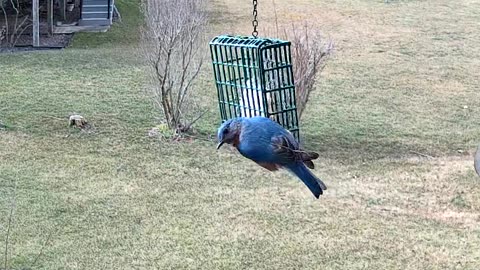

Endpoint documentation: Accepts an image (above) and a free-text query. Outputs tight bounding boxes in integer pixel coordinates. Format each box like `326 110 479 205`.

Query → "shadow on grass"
302 130 438 164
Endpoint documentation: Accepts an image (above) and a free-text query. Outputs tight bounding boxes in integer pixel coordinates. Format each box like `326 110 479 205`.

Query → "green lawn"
1 0 480 269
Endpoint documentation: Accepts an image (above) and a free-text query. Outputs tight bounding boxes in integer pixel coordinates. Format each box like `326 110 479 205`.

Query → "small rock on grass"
69 114 88 129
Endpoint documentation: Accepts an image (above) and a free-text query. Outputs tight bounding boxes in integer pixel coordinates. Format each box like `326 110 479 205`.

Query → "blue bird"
216 116 327 198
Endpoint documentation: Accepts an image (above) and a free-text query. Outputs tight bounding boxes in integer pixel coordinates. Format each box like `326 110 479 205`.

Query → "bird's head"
216 118 242 150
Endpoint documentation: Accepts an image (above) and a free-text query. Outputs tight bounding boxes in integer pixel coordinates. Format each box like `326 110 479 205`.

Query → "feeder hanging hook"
252 0 259 37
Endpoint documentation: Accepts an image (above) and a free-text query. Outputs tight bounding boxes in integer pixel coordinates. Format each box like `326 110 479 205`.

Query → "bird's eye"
223 128 229 134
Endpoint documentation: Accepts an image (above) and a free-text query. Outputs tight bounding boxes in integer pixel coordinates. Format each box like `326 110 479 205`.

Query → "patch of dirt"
371 205 480 229
15 33 73 48
0 27 73 53
335 154 480 229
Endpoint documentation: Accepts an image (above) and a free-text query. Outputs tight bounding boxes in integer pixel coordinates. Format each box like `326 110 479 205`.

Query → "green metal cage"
210 35 300 141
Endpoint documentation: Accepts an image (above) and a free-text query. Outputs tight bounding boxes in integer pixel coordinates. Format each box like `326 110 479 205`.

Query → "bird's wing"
239 117 318 166
271 135 297 163
271 135 319 168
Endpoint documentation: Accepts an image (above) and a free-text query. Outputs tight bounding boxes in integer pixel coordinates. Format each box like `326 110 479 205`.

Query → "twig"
183 110 208 131
286 23 332 119
474 145 480 177
1 1 9 45
44 115 67 121
4 179 17 270
180 133 216 143
410 151 434 159
8 0 19 46
272 0 279 37
30 227 56 268
11 16 30 47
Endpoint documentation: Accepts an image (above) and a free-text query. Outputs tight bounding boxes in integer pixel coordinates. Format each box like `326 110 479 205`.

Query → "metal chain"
252 0 258 37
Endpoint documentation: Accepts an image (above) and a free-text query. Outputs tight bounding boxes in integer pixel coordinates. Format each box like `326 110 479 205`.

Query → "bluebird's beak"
216 140 225 150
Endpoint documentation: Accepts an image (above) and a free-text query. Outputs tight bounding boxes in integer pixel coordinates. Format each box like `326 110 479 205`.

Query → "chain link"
252 0 258 37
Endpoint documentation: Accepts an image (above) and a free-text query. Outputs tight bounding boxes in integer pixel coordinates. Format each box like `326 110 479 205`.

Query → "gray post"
47 0 54 35
32 0 39 46
60 0 67 21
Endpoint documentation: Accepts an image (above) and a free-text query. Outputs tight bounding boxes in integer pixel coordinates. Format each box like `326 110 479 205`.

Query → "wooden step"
82 5 113 13
83 0 110 5
78 18 111 26
53 25 110 34
81 12 109 19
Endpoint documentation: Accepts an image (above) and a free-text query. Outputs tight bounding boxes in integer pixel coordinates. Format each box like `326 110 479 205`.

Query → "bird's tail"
286 163 327 199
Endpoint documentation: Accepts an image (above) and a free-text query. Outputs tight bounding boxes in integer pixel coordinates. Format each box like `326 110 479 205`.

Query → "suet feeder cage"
209 35 300 141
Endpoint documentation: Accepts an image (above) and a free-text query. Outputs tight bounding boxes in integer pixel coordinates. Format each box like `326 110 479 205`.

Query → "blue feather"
286 163 327 199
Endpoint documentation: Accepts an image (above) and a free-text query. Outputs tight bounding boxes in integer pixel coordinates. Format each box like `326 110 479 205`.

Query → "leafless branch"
3 178 17 270
272 0 279 37
1 0 30 48
30 227 56 268
0 1 9 46
1 176 57 270
141 0 207 133
267 3 334 120
410 150 434 159
11 15 29 46
178 109 208 133
286 23 333 119
8 0 19 44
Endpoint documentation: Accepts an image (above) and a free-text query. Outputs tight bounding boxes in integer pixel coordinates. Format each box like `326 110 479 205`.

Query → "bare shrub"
141 0 207 134
269 1 333 119
285 24 333 119
0 0 30 48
